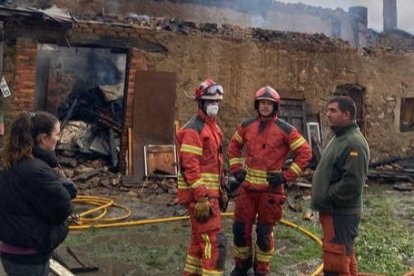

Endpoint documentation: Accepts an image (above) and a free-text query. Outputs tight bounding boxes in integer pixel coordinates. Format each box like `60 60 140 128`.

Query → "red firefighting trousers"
319 212 360 276
232 187 286 274
184 198 226 276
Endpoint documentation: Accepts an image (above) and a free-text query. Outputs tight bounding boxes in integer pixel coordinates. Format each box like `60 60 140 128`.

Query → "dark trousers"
319 212 360 276
1 257 49 276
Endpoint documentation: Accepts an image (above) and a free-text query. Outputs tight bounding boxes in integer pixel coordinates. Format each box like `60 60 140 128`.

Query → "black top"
0 146 75 264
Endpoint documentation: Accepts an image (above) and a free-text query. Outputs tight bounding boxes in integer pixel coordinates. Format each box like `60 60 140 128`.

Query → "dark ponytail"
0 111 58 169
1 112 34 169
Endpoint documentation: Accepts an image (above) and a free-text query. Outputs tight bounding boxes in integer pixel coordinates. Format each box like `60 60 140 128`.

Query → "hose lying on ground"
69 195 395 276
70 195 322 275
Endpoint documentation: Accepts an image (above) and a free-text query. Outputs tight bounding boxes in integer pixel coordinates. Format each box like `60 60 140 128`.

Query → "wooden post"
128 127 133 175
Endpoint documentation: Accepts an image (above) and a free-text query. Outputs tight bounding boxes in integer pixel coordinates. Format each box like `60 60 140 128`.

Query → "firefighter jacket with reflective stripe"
176 109 224 203
311 123 369 215
228 115 311 191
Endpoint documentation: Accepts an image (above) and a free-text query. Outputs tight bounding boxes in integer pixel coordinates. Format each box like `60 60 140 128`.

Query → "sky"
280 0 413 34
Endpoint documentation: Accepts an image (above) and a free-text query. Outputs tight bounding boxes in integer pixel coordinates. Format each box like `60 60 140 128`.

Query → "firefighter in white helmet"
176 79 227 275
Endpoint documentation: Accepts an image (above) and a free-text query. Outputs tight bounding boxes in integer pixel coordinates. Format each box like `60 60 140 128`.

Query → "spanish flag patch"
350 151 359 157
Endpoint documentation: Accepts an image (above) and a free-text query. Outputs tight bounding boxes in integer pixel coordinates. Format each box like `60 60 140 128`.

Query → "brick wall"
10 38 37 117
2 23 151 173
120 48 148 173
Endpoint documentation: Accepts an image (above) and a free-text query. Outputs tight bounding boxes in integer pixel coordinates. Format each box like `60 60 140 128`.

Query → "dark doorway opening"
334 84 366 133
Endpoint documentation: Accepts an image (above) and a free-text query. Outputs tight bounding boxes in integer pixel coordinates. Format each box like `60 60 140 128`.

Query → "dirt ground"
0 182 413 276
58 184 322 276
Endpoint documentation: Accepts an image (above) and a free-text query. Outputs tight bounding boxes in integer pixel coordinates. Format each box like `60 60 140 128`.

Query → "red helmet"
254 86 280 112
195 79 224 101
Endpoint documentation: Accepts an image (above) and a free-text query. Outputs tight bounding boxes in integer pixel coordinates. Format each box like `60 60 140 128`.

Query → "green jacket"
311 123 369 215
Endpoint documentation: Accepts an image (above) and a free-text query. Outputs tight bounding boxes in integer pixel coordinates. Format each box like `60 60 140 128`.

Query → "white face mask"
206 103 219 117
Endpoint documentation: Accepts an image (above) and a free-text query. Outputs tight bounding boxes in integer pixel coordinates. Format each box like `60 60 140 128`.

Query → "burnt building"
1 1 414 180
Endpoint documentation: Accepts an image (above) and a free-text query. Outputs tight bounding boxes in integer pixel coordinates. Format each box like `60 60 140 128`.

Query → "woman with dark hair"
0 111 77 276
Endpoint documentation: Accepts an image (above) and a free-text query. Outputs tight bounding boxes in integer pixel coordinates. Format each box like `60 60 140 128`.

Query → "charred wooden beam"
108 128 118 168
108 102 119 168
92 110 122 133
60 98 78 130
367 168 414 183
369 156 402 168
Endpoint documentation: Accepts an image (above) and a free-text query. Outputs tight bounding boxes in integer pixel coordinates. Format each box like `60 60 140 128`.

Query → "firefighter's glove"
194 197 212 223
228 176 241 194
233 169 247 184
267 172 287 187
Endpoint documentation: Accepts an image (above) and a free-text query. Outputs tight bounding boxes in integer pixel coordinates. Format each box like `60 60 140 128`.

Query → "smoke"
281 0 414 33
36 44 127 111
46 46 126 90
250 14 268 30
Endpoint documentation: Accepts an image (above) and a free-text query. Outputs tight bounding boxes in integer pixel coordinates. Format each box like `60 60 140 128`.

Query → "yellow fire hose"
68 195 394 276
70 195 322 275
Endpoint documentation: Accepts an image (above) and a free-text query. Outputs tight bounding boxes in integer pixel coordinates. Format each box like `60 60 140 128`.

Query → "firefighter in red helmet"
176 79 227 276
228 86 312 276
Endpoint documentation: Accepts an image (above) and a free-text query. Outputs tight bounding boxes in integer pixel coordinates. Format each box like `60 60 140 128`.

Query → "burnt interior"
35 44 127 170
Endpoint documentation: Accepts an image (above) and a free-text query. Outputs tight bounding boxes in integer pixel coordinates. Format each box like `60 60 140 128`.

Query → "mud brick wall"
4 12 414 166
72 19 414 161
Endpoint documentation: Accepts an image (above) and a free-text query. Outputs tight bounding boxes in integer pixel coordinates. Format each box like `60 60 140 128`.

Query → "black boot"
253 262 269 276
230 261 252 276
230 267 249 276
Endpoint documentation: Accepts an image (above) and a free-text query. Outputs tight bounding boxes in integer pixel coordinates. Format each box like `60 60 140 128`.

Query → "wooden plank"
128 127 133 175
145 145 176 176
49 258 75 276
132 71 176 179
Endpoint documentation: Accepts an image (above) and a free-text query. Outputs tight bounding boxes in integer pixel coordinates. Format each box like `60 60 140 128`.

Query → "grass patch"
356 184 414 275
62 184 414 275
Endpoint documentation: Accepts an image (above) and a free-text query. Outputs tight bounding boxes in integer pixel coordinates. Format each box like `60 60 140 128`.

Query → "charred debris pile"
55 83 124 191
368 156 414 191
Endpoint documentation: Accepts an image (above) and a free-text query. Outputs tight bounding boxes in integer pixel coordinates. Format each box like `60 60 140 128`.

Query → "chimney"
349 6 368 28
383 0 397 32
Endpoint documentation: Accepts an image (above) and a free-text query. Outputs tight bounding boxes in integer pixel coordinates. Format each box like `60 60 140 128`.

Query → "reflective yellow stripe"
201 234 212 259
186 254 201 266
185 254 201 274
201 268 223 276
245 175 267 185
255 244 275 263
233 131 243 144
181 144 202 155
177 173 220 190
201 173 219 189
191 178 203 188
177 174 203 189
202 173 219 182
290 136 306 151
234 246 251 260
245 166 281 185
184 263 201 274
229 157 243 166
177 174 190 189
290 162 302 176
247 168 266 178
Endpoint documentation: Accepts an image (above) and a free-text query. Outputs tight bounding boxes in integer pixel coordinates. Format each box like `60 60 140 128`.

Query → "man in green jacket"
312 96 369 276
